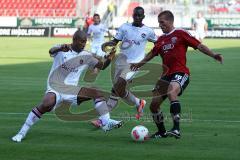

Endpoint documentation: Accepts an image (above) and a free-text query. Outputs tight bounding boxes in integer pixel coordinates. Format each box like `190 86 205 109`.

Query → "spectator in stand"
83 11 94 33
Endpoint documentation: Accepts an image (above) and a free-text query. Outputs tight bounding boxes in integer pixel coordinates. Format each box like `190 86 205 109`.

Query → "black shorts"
153 72 190 97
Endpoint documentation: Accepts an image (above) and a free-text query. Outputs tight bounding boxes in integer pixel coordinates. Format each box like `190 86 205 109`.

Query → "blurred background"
0 0 239 38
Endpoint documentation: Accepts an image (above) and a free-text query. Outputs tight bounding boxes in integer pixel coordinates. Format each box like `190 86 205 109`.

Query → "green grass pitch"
0 37 239 160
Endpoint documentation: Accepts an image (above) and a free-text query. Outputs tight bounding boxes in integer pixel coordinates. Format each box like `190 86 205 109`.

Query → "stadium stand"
124 1 139 16
0 0 77 17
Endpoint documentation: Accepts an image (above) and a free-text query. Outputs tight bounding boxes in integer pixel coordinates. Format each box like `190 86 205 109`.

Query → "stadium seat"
0 0 77 17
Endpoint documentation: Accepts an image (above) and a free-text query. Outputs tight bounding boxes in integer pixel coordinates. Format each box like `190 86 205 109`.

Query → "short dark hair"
133 6 144 14
93 13 100 18
158 10 174 22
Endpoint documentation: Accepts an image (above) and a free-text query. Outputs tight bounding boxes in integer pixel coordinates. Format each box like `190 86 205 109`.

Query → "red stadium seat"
0 10 5 16
0 0 77 17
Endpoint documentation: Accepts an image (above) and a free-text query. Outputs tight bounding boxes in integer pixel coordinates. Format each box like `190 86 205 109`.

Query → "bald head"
72 29 87 53
73 29 87 42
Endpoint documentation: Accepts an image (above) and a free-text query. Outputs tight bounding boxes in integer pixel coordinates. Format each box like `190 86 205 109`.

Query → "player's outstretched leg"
113 77 146 119
94 98 123 132
79 87 123 132
12 92 56 142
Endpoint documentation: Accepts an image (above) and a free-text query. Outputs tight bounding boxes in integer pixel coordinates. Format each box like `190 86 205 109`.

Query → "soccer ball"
131 125 149 142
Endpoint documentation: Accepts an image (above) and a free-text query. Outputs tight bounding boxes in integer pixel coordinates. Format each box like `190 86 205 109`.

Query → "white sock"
18 108 42 136
123 91 140 106
99 113 110 126
94 99 110 125
107 95 119 110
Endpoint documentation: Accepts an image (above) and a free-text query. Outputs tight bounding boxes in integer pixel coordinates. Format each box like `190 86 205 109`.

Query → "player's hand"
130 63 141 71
102 41 116 53
213 54 223 64
104 47 116 60
60 44 72 52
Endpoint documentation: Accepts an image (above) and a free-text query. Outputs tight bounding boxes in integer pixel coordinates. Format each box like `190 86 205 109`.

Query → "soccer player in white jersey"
91 6 158 127
192 11 208 42
87 13 108 58
12 30 122 143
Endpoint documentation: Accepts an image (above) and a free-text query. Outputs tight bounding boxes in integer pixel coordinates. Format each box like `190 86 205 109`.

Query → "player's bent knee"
114 87 126 98
42 104 54 112
38 102 54 113
115 89 126 98
41 99 55 112
113 79 127 98
40 93 56 113
167 92 177 101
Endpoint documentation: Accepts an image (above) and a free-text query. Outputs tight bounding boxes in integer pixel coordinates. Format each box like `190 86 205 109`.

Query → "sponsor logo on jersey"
79 59 84 64
162 43 174 51
141 33 146 38
61 64 78 73
122 39 141 47
171 37 177 44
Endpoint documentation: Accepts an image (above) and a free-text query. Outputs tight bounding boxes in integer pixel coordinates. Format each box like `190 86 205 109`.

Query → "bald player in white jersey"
87 13 108 58
91 6 157 127
12 30 122 143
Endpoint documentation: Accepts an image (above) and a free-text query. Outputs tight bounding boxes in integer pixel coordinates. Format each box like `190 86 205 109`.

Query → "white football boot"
12 132 26 142
101 119 123 132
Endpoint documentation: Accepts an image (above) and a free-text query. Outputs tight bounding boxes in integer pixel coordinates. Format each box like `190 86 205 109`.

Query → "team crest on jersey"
171 37 177 44
141 33 146 38
79 59 84 64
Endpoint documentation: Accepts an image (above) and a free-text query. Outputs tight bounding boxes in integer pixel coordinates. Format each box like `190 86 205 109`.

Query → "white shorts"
91 45 106 57
46 88 78 111
113 54 138 83
195 31 206 40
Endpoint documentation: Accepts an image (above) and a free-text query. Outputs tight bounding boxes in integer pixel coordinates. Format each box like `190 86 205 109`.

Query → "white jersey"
194 17 207 33
114 23 157 63
47 45 98 90
87 23 107 45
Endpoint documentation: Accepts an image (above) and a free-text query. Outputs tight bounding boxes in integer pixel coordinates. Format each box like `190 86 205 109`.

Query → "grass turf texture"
0 37 239 160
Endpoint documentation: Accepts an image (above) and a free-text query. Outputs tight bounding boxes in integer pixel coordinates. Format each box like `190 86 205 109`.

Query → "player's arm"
130 51 156 71
87 29 92 42
49 44 72 57
87 33 92 42
101 38 119 52
197 43 223 63
94 48 116 70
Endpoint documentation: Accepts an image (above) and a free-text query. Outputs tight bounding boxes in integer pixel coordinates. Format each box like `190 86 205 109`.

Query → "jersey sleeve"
114 24 125 41
103 24 108 32
87 55 99 69
87 25 92 35
151 38 161 56
50 44 62 57
181 30 201 49
147 28 158 43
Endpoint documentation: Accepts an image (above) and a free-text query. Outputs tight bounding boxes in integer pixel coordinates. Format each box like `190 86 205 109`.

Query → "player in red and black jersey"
131 10 223 139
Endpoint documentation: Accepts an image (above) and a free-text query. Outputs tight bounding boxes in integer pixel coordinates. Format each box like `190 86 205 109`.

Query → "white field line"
0 112 240 123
